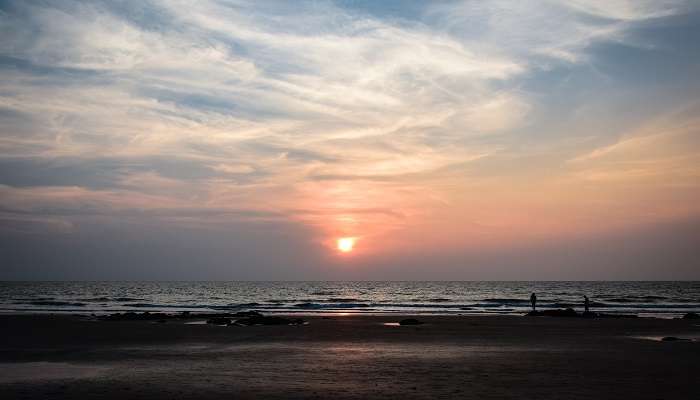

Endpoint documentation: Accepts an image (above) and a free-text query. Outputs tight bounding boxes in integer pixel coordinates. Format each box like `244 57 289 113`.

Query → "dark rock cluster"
98 310 305 326
234 315 305 326
206 317 232 325
527 308 579 317
98 311 169 321
681 312 699 319
526 308 637 318
661 336 690 342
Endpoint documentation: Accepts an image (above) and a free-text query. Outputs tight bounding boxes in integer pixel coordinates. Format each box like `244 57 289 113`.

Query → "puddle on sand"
382 322 428 327
630 336 697 342
0 362 109 383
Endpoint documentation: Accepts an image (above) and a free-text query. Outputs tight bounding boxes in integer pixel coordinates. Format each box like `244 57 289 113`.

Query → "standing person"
584 295 590 313
530 293 537 312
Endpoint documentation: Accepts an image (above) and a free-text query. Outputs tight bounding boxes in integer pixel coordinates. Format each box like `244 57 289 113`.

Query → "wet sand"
1 314 699 399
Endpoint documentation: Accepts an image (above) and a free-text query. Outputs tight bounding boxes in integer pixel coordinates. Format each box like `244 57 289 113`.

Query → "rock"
122 312 139 320
526 308 579 317
206 317 232 325
548 308 578 317
596 313 637 318
682 312 699 319
234 315 305 326
99 311 167 321
661 336 689 342
399 318 423 326
232 311 263 318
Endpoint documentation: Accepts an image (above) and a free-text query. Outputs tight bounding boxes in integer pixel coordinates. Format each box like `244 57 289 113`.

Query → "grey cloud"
0 215 74 235
1 211 698 280
0 216 327 280
91 0 177 32
239 139 341 164
0 157 127 189
0 204 284 220
307 173 398 182
0 155 262 190
136 86 240 115
291 206 405 219
0 55 106 80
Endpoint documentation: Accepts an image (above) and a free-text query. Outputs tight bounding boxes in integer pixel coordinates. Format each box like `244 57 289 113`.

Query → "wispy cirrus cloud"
427 0 692 63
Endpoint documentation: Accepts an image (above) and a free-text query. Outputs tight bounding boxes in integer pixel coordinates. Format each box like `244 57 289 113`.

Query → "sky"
0 0 699 280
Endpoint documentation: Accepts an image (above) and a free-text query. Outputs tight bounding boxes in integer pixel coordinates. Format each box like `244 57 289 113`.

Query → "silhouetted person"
530 293 537 312
584 295 590 313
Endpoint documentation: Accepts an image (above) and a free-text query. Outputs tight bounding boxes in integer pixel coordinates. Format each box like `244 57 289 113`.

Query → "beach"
1 314 698 399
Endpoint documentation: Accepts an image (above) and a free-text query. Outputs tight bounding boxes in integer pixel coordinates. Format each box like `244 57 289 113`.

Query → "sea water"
1 281 698 317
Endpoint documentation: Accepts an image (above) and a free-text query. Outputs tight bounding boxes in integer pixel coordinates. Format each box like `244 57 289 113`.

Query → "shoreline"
0 309 695 320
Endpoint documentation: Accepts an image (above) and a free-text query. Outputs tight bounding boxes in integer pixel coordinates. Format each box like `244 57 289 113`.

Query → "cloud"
426 0 694 64
568 104 700 187
0 1 529 227
563 0 687 21
0 0 698 277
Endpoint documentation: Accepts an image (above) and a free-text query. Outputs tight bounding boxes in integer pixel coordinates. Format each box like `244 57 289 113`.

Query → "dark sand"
1 314 699 399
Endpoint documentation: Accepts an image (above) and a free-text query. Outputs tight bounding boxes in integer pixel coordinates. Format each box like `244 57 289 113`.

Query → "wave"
605 298 638 303
601 295 670 302
119 302 293 311
593 303 700 309
126 303 268 310
126 303 208 309
481 298 531 304
482 298 529 302
293 302 371 309
325 298 361 303
412 298 452 303
81 297 146 302
12 297 55 301
311 291 339 296
639 295 668 300
14 301 86 307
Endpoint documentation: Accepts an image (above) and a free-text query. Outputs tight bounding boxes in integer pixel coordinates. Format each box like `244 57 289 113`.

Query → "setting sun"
337 237 356 253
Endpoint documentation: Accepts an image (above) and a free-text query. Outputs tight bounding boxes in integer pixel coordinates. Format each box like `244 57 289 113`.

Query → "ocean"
1 281 699 318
